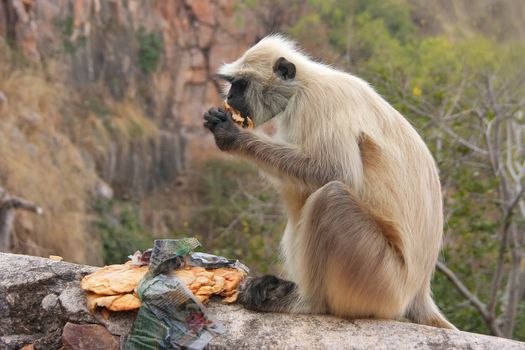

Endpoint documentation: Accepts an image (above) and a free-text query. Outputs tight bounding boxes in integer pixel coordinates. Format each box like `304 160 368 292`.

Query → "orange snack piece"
174 266 246 304
81 263 246 312
223 101 254 129
86 292 141 312
80 262 148 295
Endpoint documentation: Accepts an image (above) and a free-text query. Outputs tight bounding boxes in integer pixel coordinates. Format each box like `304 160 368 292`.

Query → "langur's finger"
208 108 229 121
203 121 215 130
216 111 229 121
204 114 221 124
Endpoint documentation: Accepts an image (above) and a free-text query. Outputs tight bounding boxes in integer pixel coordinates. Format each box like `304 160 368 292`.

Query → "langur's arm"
234 131 340 187
203 107 342 187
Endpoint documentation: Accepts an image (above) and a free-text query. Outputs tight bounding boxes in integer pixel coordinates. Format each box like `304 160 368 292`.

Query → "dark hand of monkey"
238 275 297 312
203 107 242 151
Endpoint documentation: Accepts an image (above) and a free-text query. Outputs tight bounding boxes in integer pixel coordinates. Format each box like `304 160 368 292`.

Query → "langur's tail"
406 289 457 330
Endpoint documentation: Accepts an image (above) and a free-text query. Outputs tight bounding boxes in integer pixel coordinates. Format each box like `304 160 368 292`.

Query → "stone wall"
1 253 524 350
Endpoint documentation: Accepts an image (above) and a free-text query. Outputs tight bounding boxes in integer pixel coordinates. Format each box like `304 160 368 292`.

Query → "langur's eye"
232 78 249 90
229 79 249 98
227 78 250 102
216 74 234 83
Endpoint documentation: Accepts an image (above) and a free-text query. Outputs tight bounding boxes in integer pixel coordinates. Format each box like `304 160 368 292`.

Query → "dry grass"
111 99 159 140
71 96 160 161
0 41 166 265
0 45 102 264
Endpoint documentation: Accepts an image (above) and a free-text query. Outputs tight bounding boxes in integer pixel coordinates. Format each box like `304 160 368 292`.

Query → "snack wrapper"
189 252 249 273
124 238 224 350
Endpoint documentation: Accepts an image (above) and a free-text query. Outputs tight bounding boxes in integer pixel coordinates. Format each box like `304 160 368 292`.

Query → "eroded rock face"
1 252 525 350
0 0 263 204
0 0 264 262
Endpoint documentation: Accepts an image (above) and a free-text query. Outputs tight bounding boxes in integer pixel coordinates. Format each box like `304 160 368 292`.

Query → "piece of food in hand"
223 101 254 129
80 262 148 295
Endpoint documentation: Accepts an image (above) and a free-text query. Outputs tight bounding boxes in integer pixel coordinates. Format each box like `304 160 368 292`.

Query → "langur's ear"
273 57 296 80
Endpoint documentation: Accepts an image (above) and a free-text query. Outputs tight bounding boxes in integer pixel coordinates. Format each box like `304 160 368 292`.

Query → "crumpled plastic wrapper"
124 238 225 350
125 273 224 349
81 238 249 349
189 252 249 273
129 249 152 266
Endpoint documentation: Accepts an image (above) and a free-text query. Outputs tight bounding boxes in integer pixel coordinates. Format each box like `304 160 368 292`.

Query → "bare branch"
506 186 525 220
440 123 489 155
487 185 525 323
501 224 522 337
443 108 474 121
443 75 467 120
436 261 502 337
506 122 519 181
1 197 43 214
436 261 488 317
0 187 43 252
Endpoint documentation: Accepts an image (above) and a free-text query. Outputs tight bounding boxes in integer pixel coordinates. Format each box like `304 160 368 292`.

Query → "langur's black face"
218 56 297 126
224 77 252 119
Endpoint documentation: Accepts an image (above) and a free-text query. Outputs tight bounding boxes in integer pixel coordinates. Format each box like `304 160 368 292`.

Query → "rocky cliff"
1 0 263 195
1 253 524 350
0 0 262 263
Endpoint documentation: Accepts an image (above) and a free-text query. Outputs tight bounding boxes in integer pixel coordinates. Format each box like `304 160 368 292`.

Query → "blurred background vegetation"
0 0 524 341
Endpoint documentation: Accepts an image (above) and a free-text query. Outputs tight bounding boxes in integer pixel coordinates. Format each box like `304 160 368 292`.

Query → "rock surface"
62 323 119 350
1 252 525 349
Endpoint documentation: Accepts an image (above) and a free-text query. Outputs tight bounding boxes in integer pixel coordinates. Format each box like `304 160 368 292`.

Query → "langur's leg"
239 181 407 318
238 274 301 313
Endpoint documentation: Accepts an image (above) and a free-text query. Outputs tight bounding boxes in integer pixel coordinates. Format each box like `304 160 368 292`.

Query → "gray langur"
203 35 455 329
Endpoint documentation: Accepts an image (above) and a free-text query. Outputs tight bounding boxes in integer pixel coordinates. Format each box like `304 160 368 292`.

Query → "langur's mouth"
226 100 251 120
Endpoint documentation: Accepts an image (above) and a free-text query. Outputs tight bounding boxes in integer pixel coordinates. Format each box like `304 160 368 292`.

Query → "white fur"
220 35 454 329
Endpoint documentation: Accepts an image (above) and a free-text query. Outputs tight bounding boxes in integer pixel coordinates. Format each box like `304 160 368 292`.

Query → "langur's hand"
203 107 242 151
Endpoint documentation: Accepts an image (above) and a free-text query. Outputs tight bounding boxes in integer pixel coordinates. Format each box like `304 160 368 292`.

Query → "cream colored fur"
218 35 455 329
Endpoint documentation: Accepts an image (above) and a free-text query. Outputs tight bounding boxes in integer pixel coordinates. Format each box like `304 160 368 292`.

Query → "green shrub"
54 16 86 54
94 199 153 264
136 27 163 74
185 158 285 274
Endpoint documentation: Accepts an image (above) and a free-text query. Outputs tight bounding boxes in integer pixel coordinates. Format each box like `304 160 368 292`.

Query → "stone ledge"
0 253 524 350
